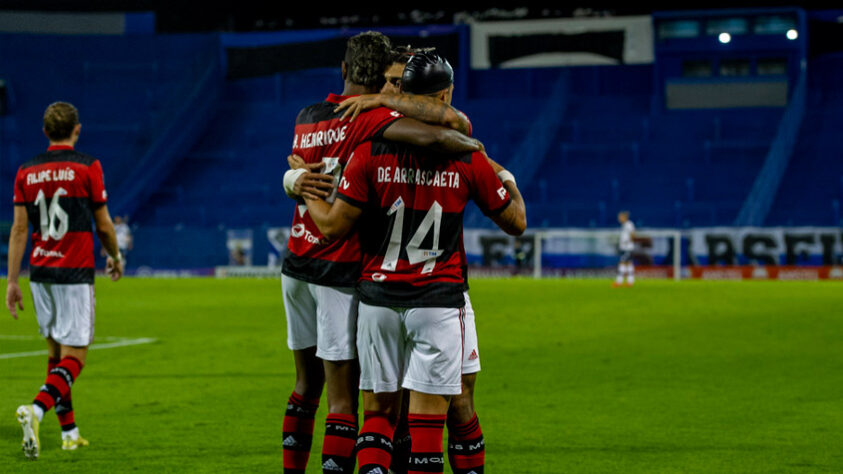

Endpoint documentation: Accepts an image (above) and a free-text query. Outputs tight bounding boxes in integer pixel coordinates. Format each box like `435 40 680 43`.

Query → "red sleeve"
13 167 25 205
336 143 371 209
355 106 403 142
89 160 108 205
469 152 511 216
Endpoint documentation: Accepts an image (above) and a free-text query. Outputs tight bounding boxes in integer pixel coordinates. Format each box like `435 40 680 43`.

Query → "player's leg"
356 302 406 473
46 284 93 449
626 261 635 286
448 292 485 473
321 359 359 472
389 393 411 474
614 254 625 286
43 336 80 449
17 281 55 458
403 306 465 474
313 286 360 473
282 275 324 473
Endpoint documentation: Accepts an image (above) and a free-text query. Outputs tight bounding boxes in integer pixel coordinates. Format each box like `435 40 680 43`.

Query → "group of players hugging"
6 30 526 472
278 32 526 473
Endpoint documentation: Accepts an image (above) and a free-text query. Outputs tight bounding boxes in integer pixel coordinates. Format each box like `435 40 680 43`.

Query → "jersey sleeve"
469 152 511 216
336 144 371 209
89 160 108 206
13 167 25 205
358 106 403 141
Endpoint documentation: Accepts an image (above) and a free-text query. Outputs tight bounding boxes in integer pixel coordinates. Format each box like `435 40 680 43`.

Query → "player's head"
342 31 392 92
400 52 454 105
618 211 630 223
382 45 436 94
43 101 81 144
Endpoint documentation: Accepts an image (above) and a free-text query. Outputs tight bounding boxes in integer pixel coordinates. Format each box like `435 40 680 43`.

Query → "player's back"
13 146 108 283
283 94 402 287
338 139 511 308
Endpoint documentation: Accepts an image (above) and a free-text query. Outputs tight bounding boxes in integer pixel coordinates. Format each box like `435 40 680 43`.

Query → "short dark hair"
344 31 392 89
43 102 79 141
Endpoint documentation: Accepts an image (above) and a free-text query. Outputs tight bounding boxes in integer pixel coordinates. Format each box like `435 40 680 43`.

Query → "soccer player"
301 54 526 474
279 32 482 474
336 51 507 474
613 210 636 287
113 215 133 267
6 101 124 459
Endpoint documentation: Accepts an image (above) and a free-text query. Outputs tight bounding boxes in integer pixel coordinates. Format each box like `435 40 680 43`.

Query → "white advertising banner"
470 16 654 69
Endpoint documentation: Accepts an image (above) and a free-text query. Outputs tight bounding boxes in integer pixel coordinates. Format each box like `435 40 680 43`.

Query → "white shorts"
462 292 481 375
30 282 95 347
357 302 465 396
281 274 357 361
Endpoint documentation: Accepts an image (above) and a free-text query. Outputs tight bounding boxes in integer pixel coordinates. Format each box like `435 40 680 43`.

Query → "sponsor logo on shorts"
468 349 478 360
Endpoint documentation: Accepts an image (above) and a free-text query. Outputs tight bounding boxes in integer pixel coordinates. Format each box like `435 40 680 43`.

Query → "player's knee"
448 380 476 423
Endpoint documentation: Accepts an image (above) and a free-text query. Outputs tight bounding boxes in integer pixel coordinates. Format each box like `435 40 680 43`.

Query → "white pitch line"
0 335 129 341
0 337 157 360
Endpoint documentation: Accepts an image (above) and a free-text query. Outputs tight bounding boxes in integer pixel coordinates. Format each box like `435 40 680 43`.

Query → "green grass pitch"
0 277 841 472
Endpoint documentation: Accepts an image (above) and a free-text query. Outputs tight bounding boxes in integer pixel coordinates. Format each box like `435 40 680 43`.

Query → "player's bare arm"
382 117 481 153
335 94 471 135
300 194 362 242
492 181 527 236
6 206 29 319
93 205 124 281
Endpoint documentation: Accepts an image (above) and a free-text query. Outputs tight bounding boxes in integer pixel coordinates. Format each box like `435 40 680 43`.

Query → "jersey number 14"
381 197 443 274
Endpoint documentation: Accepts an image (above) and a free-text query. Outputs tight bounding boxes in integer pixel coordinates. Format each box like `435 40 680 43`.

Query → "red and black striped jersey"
13 145 108 284
337 139 511 308
282 93 403 287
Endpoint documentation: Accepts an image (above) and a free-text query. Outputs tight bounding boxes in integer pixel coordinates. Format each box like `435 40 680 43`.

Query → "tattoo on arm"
382 95 470 135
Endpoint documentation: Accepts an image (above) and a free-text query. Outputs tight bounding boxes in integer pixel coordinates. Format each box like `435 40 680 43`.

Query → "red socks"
47 357 76 432
448 413 485 474
34 356 83 413
282 391 320 474
408 414 447 474
357 411 396 473
322 413 358 472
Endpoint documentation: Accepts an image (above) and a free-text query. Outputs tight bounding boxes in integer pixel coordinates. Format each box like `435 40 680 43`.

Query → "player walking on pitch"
301 54 526 473
279 32 482 474
613 210 636 287
6 102 124 459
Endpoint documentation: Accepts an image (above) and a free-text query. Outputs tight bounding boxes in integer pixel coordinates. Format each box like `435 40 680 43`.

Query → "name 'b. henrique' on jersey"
283 93 403 286
337 139 511 308
13 145 108 283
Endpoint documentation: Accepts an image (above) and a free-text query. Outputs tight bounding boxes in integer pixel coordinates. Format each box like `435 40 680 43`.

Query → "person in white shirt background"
613 211 635 287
